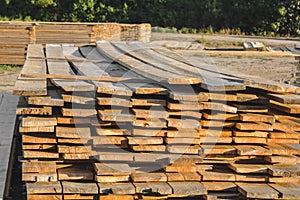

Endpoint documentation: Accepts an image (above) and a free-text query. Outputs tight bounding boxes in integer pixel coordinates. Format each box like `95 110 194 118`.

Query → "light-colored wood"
61 108 97 117
235 122 273 131
99 195 134 200
94 163 131 175
96 175 130 183
98 183 135 195
239 113 275 123
166 172 201 182
131 173 167 182
128 137 163 145
270 100 300 114
134 182 172 195
229 163 270 174
168 182 207 195
236 183 279 199
61 181 98 194
22 134 56 144
26 182 62 194
202 102 237 113
269 183 300 199
236 145 271 156
23 150 59 159
58 166 94 181
56 127 91 138
268 164 300 177
22 116 57 127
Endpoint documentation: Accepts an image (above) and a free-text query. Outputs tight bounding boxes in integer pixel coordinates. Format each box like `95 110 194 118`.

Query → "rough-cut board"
236 183 279 199
269 183 300 199
96 41 201 84
13 44 47 96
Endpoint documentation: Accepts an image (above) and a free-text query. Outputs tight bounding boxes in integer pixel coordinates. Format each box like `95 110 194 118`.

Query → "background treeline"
0 0 299 36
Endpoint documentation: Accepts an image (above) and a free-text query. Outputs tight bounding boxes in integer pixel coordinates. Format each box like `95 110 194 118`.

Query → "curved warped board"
96 41 201 84
116 42 245 91
112 41 199 77
45 44 95 92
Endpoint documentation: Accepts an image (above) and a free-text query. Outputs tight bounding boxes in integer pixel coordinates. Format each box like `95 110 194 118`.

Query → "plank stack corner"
12 41 300 200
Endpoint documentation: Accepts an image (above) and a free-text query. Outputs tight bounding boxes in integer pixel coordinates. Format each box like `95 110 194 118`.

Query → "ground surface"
152 33 298 84
0 33 299 93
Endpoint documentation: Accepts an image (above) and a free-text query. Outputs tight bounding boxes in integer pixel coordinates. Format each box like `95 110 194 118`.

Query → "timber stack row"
13 41 300 200
0 21 151 65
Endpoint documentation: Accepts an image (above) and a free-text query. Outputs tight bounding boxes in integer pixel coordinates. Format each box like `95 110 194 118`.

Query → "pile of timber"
0 21 151 65
13 41 300 200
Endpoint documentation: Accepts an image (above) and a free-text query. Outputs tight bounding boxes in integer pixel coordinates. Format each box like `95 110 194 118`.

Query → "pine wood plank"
61 181 98 194
168 182 207 195
98 183 135 195
236 183 279 199
26 182 62 194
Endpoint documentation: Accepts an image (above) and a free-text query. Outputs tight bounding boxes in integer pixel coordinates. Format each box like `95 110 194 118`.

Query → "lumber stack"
13 41 300 200
0 21 151 65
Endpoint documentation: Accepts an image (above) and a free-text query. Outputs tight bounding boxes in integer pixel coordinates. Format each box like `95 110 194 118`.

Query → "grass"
0 64 21 74
196 38 244 48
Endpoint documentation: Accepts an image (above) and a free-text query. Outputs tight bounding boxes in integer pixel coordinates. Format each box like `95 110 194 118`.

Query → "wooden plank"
239 113 275 124
61 108 97 117
99 195 134 200
229 163 269 174
26 182 62 194
57 165 94 181
265 155 300 164
236 183 279 199
22 134 56 144
46 44 95 92
269 183 300 199
96 175 130 183
13 44 47 96
128 137 163 145
236 145 271 156
56 127 91 138
203 112 239 121
269 93 300 104
168 182 207 195
23 150 59 159
98 183 135 194
235 122 273 131
134 182 172 195
268 164 300 177
202 102 237 113
202 182 236 191
22 116 57 127
270 100 300 114
61 181 98 194
132 109 168 119
96 41 201 84
166 172 201 182
27 89 64 106
131 173 167 182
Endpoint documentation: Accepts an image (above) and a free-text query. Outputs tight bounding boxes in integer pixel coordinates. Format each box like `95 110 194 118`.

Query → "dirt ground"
0 33 299 93
151 33 299 84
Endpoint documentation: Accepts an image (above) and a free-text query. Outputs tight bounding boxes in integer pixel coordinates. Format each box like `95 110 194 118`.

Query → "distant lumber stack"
13 41 300 200
0 21 151 65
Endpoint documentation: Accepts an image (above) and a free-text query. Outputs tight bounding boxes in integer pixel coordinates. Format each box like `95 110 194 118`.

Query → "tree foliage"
0 0 299 36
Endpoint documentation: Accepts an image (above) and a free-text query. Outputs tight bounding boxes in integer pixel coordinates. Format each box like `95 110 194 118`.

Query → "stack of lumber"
13 41 300 200
0 21 151 65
